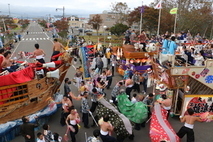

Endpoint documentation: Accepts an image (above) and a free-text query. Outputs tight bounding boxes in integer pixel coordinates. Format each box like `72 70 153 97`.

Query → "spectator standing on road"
124 27 131 44
132 71 141 93
36 132 45 142
50 39 64 61
130 30 137 45
111 81 123 105
64 78 72 98
87 129 101 142
20 116 39 142
18 33 22 41
42 124 53 142
106 68 113 89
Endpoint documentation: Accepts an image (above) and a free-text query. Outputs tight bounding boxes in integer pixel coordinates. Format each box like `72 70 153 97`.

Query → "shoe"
84 126 90 129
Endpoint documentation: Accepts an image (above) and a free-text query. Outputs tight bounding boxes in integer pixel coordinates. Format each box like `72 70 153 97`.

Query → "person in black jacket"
20 116 39 142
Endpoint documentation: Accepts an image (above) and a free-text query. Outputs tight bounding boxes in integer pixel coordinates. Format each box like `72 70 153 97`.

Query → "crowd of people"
2 28 211 142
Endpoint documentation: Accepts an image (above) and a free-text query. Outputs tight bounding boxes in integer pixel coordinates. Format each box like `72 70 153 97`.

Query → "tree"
53 20 69 32
127 6 160 35
109 23 128 37
88 14 103 35
53 20 69 38
158 0 213 37
111 2 130 24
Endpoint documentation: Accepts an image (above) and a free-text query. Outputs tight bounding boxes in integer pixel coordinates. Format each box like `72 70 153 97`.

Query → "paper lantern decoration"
185 86 190 93
158 84 167 92
147 68 152 74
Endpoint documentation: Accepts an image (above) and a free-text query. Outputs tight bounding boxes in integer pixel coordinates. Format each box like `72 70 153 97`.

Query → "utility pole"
8 4 10 17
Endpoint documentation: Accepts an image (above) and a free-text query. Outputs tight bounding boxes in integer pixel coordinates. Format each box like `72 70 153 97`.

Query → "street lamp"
56 6 65 19
103 25 107 46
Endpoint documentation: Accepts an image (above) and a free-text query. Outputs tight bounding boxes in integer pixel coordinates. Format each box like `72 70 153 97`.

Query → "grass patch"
83 35 124 47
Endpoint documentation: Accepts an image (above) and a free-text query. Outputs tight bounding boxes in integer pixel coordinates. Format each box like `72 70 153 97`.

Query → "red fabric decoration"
51 53 64 60
150 104 179 142
0 88 16 105
53 60 62 65
0 66 35 87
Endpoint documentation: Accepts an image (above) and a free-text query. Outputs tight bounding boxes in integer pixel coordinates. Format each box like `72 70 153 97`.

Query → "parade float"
115 44 159 75
148 43 213 141
0 50 72 142
152 56 213 118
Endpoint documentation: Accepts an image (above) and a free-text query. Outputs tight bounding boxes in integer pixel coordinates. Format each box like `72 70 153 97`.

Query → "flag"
154 0 162 9
140 6 145 13
170 8 178 14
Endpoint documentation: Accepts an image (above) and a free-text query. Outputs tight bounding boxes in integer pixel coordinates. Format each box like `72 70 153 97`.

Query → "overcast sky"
0 0 155 18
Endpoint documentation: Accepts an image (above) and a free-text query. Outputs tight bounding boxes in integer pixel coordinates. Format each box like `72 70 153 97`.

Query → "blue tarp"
0 93 63 142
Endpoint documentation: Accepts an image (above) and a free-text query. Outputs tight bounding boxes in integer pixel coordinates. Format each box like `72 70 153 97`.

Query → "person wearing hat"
132 70 141 93
141 68 150 94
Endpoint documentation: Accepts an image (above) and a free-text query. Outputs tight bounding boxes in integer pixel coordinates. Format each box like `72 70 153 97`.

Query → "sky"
0 0 155 18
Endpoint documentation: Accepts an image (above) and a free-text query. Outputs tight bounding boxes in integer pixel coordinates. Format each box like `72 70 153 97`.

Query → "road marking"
26 38 28 40
33 38 35 40
36 38 39 40
29 38 32 40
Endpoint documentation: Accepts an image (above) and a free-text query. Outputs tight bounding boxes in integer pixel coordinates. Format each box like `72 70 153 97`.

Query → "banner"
181 95 213 122
170 8 178 14
80 46 95 79
154 0 162 9
140 6 145 13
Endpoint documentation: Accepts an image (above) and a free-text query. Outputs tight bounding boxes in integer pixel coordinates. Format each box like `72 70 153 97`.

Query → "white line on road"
11 41 22 57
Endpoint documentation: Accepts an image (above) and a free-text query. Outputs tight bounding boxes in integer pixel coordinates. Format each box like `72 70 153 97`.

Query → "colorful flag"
154 0 162 9
140 6 145 13
170 8 178 14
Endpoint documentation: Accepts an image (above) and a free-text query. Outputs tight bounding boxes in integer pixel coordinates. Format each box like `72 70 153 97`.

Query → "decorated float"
151 56 213 120
147 42 213 141
114 44 159 75
0 50 72 142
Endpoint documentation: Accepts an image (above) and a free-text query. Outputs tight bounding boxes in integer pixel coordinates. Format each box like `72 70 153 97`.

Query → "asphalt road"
10 22 213 142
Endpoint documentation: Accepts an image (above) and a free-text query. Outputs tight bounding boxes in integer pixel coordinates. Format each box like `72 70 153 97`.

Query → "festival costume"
177 123 195 142
51 51 60 61
96 97 133 141
36 54 45 63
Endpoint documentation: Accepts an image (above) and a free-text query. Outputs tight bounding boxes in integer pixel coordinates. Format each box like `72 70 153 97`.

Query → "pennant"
154 0 162 9
140 6 145 13
170 8 178 14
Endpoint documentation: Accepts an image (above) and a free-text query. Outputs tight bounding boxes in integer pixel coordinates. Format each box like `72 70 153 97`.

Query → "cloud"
0 0 154 17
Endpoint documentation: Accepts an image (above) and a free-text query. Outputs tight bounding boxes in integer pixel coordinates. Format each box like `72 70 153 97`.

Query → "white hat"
158 84 167 92
147 68 152 74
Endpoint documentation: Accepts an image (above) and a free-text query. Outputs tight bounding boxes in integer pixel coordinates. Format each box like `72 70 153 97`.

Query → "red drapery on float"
150 103 179 142
0 66 35 105
0 66 35 87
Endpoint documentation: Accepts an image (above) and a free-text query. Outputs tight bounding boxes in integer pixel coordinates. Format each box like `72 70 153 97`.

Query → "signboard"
181 95 213 122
